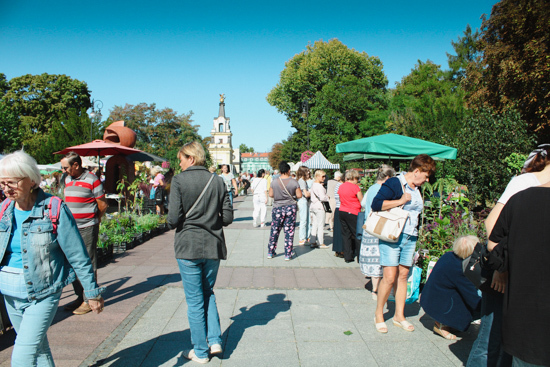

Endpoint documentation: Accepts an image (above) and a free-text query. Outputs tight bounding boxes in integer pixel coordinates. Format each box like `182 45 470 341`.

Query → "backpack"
0 196 63 235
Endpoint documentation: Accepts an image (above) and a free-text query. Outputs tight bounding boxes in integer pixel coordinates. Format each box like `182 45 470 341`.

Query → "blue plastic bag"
405 265 421 304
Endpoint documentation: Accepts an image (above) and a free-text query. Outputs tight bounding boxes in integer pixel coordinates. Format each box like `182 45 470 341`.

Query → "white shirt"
251 177 267 198
498 173 541 205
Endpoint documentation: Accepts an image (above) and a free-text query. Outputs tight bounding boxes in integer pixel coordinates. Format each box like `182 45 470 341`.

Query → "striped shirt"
334 182 343 208
64 169 105 228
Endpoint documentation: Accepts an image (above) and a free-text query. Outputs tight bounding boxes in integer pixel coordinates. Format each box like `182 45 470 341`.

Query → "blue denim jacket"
0 189 105 301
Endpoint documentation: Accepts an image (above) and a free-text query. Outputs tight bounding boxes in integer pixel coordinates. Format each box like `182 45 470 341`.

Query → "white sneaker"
210 344 223 354
182 349 209 364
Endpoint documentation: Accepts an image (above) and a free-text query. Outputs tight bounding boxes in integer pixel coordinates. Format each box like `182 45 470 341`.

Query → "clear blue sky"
1 0 497 153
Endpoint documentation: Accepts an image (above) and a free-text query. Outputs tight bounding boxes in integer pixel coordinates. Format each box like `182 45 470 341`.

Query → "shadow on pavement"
89 330 192 367
418 312 478 364
232 216 253 222
220 293 290 359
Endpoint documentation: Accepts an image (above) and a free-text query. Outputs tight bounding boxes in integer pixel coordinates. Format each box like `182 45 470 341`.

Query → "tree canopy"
465 0 550 140
109 103 201 169
267 39 389 163
239 143 254 153
386 60 468 146
0 73 91 161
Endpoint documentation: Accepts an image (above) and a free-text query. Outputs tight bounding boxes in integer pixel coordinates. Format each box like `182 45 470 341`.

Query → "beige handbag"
363 183 409 243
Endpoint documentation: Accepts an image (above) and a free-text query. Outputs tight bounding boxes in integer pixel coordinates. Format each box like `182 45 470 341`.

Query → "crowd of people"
1 143 548 366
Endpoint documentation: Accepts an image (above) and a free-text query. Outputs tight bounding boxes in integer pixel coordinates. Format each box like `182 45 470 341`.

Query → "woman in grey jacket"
167 141 233 364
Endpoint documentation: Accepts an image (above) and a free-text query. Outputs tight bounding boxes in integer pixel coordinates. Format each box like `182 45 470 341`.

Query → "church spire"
218 93 226 118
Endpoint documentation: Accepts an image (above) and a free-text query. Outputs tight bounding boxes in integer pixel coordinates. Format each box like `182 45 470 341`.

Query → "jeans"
310 208 325 245
177 259 222 359
4 290 61 367
467 291 512 367
512 357 546 367
297 199 310 241
228 190 234 207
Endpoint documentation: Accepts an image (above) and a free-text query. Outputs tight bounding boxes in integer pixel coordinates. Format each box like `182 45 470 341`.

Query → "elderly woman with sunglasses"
0 151 104 366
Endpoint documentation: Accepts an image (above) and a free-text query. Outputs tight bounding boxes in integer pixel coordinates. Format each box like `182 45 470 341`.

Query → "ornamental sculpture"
103 120 137 148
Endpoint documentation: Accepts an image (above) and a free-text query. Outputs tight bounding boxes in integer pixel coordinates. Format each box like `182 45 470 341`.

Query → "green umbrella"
336 134 457 160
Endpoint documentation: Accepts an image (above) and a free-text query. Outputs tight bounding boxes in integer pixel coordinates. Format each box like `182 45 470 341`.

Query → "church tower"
208 94 234 170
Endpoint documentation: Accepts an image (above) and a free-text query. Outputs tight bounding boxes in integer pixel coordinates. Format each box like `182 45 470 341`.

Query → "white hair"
0 151 41 188
150 166 162 176
453 235 480 259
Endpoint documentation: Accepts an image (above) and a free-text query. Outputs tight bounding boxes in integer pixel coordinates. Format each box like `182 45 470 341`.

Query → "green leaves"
109 103 201 170
267 39 389 163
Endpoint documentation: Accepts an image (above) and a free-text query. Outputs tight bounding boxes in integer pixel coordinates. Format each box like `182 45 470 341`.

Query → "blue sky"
1 0 497 153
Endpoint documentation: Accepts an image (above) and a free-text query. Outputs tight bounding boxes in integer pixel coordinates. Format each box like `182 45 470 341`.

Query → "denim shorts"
379 233 418 267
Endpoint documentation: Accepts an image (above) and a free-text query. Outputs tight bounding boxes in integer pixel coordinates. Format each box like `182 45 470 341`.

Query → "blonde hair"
453 235 479 259
177 141 206 167
314 170 326 180
150 166 162 176
345 169 359 181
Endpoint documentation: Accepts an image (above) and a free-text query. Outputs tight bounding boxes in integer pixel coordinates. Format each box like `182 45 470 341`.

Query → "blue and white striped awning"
303 151 340 169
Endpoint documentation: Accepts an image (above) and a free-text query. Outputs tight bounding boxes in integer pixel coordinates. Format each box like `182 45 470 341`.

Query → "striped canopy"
303 151 340 169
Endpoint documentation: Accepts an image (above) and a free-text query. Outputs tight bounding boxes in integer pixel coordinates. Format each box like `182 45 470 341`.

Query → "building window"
219 123 223 132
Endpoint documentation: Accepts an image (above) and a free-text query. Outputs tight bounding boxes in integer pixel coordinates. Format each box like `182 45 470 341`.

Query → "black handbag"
313 191 332 213
462 242 495 293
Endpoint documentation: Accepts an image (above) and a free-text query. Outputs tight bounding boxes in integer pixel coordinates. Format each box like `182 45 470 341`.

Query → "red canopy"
54 140 142 157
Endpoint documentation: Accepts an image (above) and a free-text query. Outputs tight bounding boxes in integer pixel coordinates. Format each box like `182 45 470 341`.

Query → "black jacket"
167 166 233 260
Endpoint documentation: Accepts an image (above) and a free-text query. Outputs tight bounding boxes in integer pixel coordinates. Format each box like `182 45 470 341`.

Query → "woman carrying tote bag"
371 154 435 334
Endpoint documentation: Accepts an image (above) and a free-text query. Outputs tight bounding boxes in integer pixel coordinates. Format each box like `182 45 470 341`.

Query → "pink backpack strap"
0 199 12 221
46 196 62 235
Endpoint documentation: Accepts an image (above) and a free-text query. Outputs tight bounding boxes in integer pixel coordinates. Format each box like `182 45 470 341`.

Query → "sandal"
392 319 415 332
433 322 456 340
374 316 388 334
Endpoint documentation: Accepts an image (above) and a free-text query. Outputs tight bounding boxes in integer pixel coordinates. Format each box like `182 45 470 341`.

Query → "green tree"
0 74 8 96
1 73 91 160
239 143 254 153
109 103 202 170
446 25 482 82
0 102 21 153
37 108 95 163
267 39 389 162
452 108 534 207
387 60 468 146
465 0 550 139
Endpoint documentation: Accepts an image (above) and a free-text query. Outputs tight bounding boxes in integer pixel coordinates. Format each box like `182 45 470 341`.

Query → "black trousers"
339 211 359 262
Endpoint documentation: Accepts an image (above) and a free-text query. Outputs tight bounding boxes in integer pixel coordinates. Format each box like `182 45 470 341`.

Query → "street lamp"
301 99 309 150
88 99 103 141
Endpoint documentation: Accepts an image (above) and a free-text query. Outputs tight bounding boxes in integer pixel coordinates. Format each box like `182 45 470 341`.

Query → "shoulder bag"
363 181 409 243
278 177 297 203
313 187 332 213
186 174 216 217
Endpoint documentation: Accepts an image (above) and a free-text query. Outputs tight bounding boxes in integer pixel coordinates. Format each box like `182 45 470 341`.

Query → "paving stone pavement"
0 194 479 366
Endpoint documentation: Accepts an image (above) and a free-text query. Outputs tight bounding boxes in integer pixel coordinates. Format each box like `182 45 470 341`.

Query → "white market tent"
303 151 340 169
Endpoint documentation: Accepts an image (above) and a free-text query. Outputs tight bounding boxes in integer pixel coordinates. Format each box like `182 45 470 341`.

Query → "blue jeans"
512 356 546 367
298 199 310 241
4 290 61 367
228 190 234 207
177 259 222 359
467 291 512 367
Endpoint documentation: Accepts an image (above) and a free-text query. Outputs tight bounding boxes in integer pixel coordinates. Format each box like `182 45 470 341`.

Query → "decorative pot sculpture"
103 120 137 148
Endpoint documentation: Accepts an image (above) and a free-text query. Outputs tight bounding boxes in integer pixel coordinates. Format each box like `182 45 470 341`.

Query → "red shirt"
338 182 361 215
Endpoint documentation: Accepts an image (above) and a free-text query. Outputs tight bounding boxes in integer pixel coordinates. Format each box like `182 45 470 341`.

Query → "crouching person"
420 235 481 340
